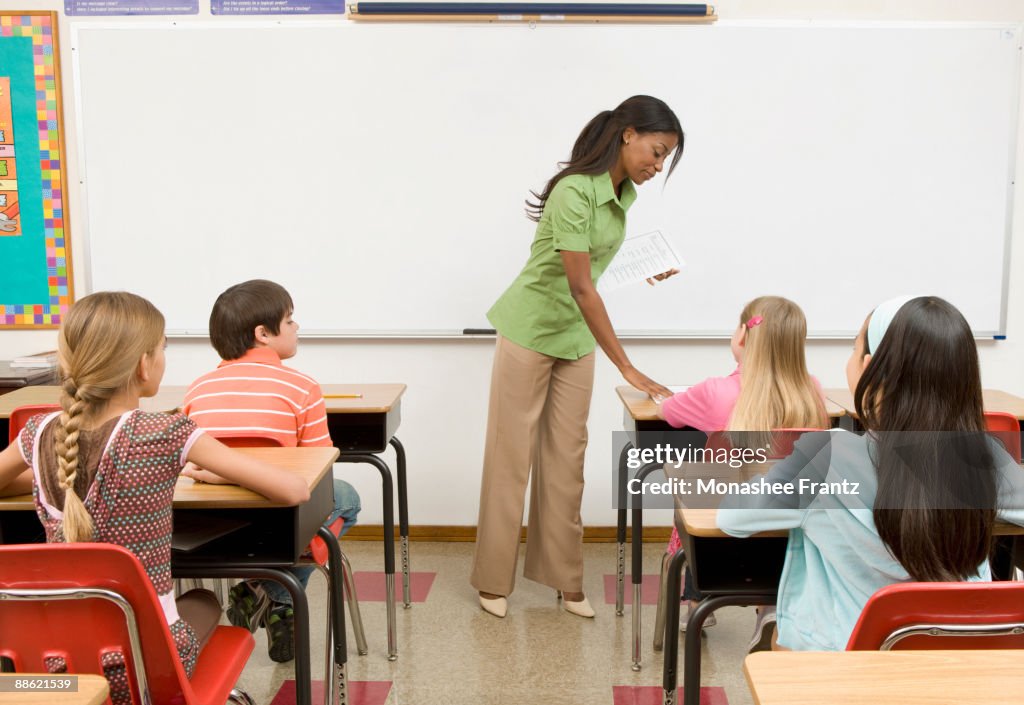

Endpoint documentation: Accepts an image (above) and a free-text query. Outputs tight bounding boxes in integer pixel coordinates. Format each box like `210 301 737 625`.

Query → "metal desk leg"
339 552 369 655
631 462 662 671
276 571 312 705
661 549 688 705
616 444 631 617
318 526 349 705
631 497 643 671
661 556 776 705
339 453 397 660
653 550 672 652
175 567 313 705
389 437 411 608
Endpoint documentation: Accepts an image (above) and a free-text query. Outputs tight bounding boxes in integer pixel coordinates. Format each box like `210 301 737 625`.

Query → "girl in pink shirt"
657 296 827 641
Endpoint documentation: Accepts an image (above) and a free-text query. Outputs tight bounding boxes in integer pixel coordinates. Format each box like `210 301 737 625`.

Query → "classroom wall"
2 0 1023 528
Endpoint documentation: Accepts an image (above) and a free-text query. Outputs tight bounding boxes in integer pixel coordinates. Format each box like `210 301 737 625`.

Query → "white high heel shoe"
479 594 508 618
557 591 595 618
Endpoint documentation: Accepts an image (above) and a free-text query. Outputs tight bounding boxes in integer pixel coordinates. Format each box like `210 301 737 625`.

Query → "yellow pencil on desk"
324 393 363 399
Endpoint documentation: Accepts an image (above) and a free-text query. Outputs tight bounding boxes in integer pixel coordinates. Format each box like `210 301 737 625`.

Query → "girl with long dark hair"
718 296 1024 650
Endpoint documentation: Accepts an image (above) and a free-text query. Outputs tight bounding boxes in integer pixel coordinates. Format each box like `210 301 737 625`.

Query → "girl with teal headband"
717 295 1024 651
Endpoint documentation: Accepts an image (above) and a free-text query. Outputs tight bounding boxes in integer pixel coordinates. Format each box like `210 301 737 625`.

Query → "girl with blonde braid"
0 291 310 679
657 296 827 648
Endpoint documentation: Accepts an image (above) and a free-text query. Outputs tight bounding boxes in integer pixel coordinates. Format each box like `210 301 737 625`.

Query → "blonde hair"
728 296 827 446
53 292 165 542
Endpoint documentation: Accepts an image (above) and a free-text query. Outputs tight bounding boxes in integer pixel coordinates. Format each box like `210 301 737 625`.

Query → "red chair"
985 411 1021 463
8 404 60 444
212 432 284 448
213 433 368 658
847 582 1024 650
0 543 255 705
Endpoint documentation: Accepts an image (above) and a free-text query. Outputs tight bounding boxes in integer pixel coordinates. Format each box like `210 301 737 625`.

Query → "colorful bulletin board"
0 12 71 329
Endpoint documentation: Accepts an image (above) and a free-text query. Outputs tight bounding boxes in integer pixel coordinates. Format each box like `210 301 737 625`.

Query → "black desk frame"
327 403 409 662
616 411 695 671
661 534 780 705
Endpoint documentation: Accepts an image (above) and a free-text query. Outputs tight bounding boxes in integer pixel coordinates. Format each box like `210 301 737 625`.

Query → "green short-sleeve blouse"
487 172 637 360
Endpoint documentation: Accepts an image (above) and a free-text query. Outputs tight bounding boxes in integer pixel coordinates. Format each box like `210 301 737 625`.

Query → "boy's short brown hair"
209 279 294 360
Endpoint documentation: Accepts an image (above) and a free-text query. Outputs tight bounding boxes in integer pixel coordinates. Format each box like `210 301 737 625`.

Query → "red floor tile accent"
270 679 392 705
603 573 661 605
352 571 436 602
612 685 728 705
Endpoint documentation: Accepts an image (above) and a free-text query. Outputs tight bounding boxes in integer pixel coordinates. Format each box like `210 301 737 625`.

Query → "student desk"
826 387 1024 430
0 362 58 396
0 447 346 705
0 382 410 661
320 383 409 663
613 386 845 671
0 674 110 705
744 650 1024 705
663 498 1024 705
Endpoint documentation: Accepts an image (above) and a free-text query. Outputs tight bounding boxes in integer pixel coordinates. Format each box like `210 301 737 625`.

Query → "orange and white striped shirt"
183 347 331 447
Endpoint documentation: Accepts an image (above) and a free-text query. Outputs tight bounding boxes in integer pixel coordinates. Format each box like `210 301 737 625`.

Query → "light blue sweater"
717 429 1024 651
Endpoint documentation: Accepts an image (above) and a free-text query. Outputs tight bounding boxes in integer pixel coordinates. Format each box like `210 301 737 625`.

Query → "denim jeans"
683 562 703 601
262 478 361 606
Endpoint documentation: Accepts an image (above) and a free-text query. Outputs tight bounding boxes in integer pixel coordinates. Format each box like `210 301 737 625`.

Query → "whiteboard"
71 21 1021 336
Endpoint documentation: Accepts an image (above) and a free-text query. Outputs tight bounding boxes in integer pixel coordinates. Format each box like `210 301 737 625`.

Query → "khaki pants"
470 335 595 596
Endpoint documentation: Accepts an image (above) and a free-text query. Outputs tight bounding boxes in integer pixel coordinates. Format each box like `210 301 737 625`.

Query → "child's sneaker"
226 581 269 633
747 606 777 653
265 603 296 663
679 600 717 634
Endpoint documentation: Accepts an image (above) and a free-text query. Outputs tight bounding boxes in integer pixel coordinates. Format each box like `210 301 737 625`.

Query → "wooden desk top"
172 446 338 508
0 674 109 705
0 383 406 419
0 446 339 511
826 387 1024 421
142 385 188 414
744 650 1024 705
680 508 786 537
0 385 185 418
0 386 61 418
679 504 1024 538
616 385 845 422
320 383 405 413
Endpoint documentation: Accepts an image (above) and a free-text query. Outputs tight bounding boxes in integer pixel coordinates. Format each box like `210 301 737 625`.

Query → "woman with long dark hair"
471 96 684 617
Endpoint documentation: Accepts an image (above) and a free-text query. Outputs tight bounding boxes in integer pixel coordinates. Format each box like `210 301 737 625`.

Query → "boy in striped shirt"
183 279 360 662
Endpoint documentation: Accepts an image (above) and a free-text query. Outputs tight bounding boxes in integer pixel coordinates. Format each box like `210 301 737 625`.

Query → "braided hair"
53 292 165 542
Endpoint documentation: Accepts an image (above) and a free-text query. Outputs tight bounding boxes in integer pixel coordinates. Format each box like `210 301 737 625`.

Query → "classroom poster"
211 0 345 15
65 1 199 15
0 78 21 238
0 13 72 328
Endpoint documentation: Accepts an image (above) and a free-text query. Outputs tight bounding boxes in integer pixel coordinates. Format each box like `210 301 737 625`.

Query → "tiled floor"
233 541 760 705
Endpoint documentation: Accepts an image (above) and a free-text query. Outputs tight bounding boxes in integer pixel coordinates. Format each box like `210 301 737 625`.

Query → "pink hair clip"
746 315 763 329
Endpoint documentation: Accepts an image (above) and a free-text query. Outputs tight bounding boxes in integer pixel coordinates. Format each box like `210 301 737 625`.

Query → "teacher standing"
471 95 684 618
